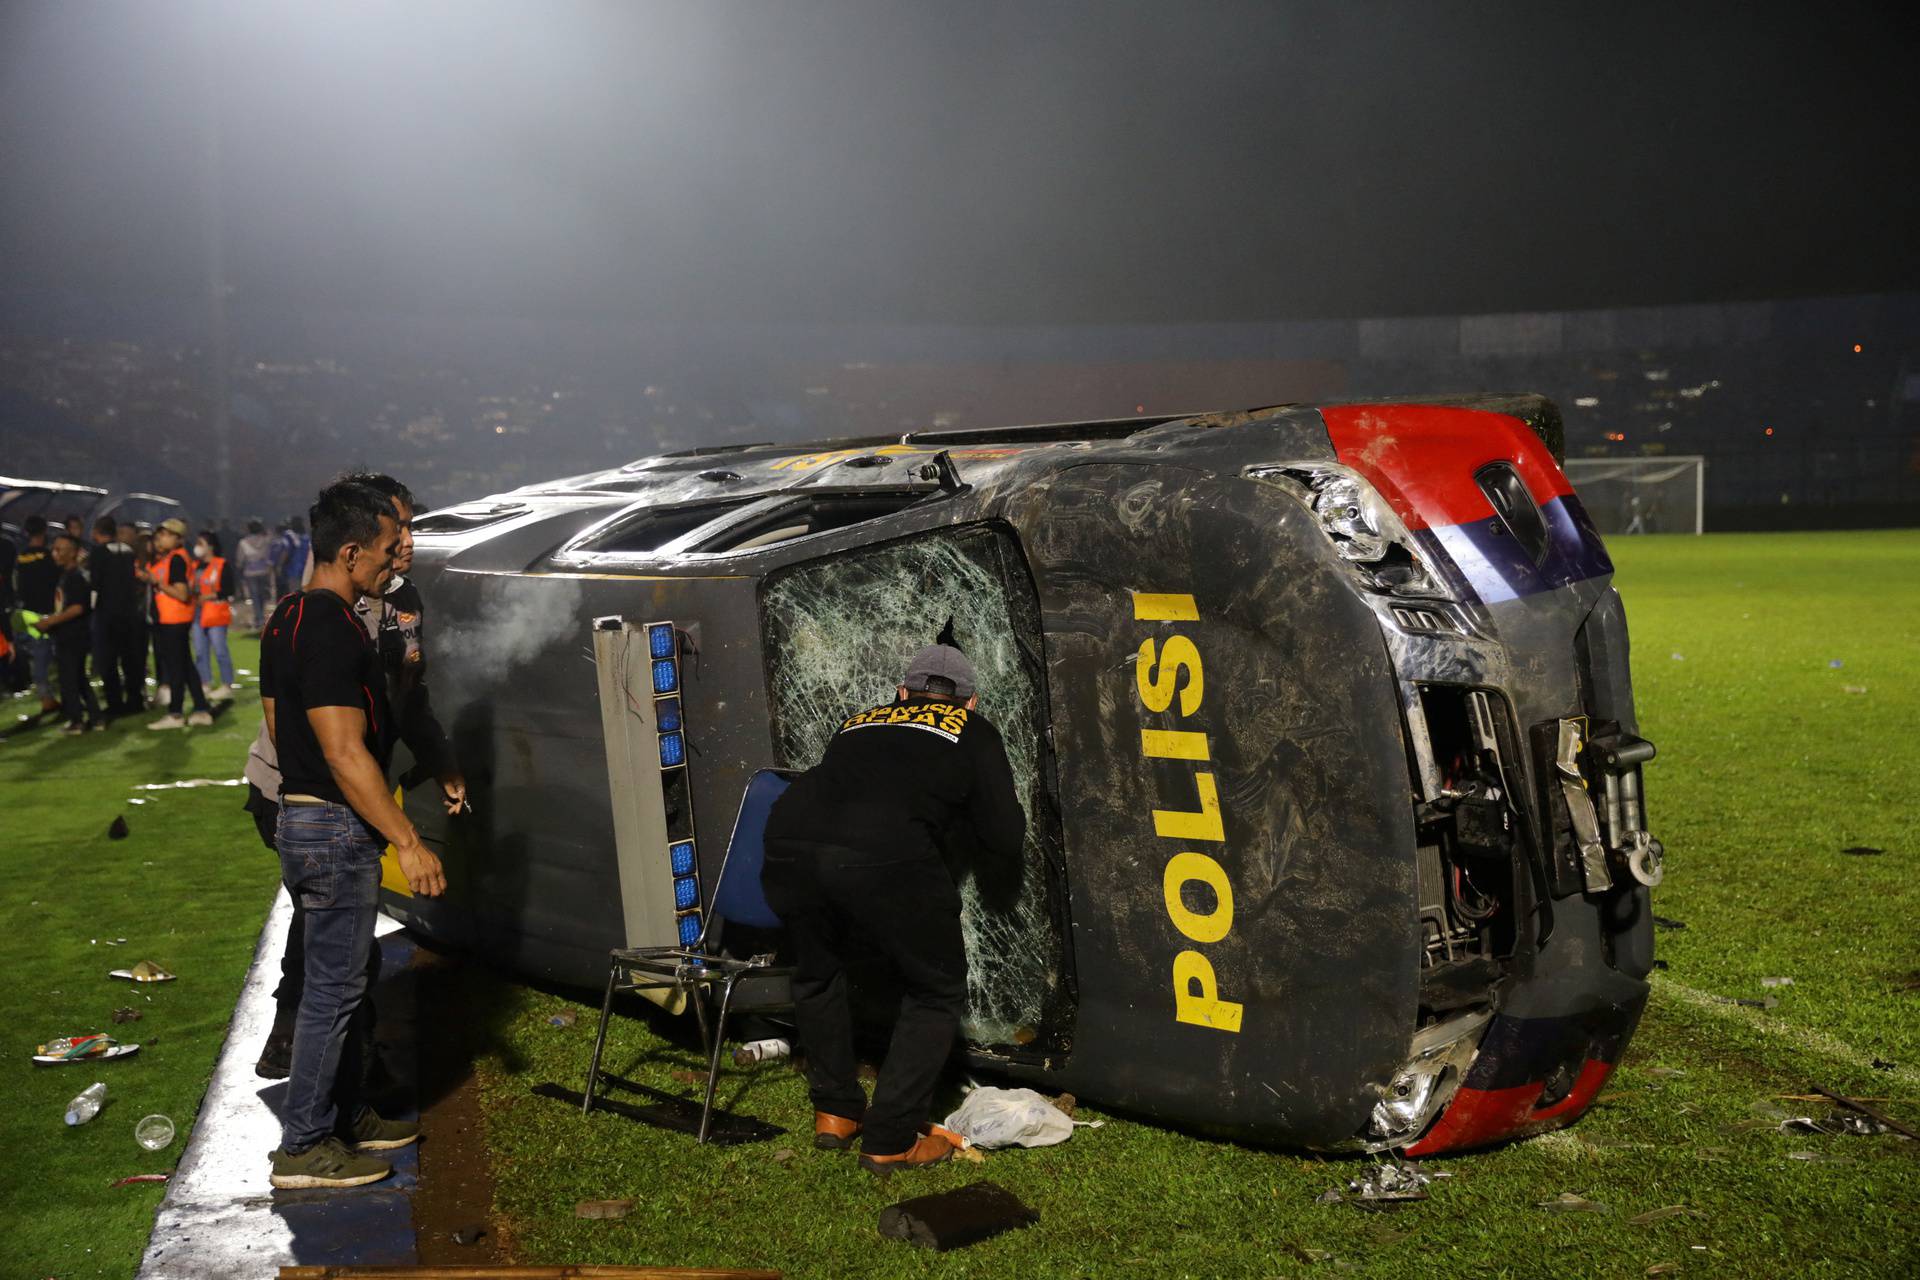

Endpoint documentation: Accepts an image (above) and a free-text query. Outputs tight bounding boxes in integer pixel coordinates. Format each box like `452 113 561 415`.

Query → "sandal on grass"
33 1034 141 1065
108 960 176 983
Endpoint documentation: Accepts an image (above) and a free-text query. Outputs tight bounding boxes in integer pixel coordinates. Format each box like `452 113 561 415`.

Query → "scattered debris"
1842 846 1885 856
1644 1067 1687 1079
108 817 129 840
110 1008 141 1024
546 1010 577 1028
944 1086 1088 1149
877 1180 1039 1251
1646 1264 1683 1276
575 1199 634 1220
451 1224 488 1245
1726 996 1778 1010
132 778 246 790
770 1147 797 1164
34 1035 140 1065
1537 1192 1610 1214
1652 959 1670 971
1760 976 1794 988
1785 1150 1853 1164
1841 684 1867 695
1873 1059 1898 1072
1628 1204 1704 1226
1811 1084 1920 1141
1669 653 1685 662
1828 659 1844 669
109 961 176 983
103 938 127 947
109 1174 170 1187
1652 915 1687 931
1315 1188 1345 1205
1050 1092 1078 1118
670 1068 704 1086
1330 1161 1442 1210
135 1114 176 1150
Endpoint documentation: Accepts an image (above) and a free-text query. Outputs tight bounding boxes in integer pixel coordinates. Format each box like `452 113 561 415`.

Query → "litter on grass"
33 1035 140 1065
944 1086 1099 1149
1652 915 1687 931
546 1010 577 1028
1321 1160 1445 1209
1628 1205 1705 1226
108 817 129 839
110 1174 169 1187
1786 1150 1854 1164
109 961 176 983
576 1199 634 1220
451 1225 488 1246
110 1008 141 1024
1760 976 1794 988
132 778 246 790
1842 846 1885 856
135 1114 176 1150
1538 1192 1610 1214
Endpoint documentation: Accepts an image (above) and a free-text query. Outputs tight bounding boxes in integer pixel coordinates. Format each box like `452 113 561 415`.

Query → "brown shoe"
814 1111 862 1151
859 1131 953 1176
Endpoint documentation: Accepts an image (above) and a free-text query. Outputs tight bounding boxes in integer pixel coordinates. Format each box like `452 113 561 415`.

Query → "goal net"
1563 455 1705 535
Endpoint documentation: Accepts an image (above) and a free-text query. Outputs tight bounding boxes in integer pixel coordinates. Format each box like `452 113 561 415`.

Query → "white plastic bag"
942 1086 1078 1150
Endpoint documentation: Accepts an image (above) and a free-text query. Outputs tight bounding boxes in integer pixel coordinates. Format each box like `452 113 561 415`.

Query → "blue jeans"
275 800 383 1152
243 572 274 628
19 631 54 701
191 620 234 688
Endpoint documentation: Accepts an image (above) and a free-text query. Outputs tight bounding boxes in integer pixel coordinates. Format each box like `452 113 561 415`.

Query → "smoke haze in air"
2 0 1917 326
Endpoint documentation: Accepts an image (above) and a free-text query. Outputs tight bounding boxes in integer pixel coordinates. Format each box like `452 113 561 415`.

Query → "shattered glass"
760 524 1069 1045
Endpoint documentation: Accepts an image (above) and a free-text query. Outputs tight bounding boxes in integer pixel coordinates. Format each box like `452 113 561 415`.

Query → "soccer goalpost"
1562 455 1706 535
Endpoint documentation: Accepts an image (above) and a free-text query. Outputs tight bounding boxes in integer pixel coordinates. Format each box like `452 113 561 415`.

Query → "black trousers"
154 621 208 714
762 844 967 1156
55 642 98 727
92 612 147 712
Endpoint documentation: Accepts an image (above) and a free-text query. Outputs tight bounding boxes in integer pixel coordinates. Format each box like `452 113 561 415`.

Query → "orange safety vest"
150 550 197 625
195 556 232 628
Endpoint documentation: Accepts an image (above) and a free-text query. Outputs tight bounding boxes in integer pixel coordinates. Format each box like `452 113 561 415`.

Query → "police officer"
761 641 1025 1174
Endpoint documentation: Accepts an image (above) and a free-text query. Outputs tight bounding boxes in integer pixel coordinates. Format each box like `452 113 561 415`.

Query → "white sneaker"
208 686 233 703
186 710 214 727
148 714 186 731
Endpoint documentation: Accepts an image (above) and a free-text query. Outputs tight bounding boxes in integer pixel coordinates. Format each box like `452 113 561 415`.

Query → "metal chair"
583 768 796 1142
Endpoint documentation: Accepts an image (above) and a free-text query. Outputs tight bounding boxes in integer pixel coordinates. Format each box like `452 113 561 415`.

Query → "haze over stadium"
3 4 1918 1278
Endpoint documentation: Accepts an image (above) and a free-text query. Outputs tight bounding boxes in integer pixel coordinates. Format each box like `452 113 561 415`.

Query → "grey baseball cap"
902 644 977 698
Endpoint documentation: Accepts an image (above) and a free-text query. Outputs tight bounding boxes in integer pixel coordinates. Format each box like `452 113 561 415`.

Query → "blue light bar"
658 731 685 768
673 874 699 910
670 840 696 876
651 659 678 694
678 912 702 946
648 623 677 660
655 697 682 733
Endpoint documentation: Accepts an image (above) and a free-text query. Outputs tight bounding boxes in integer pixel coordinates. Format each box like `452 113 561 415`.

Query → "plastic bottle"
731 1037 792 1066
66 1082 108 1126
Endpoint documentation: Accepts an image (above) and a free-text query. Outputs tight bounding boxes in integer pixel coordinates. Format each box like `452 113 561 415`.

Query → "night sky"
3 0 1917 326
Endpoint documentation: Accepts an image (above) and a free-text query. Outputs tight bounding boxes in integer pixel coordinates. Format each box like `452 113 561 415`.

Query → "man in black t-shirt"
89 517 147 716
31 534 100 733
259 479 447 1190
762 641 1026 1174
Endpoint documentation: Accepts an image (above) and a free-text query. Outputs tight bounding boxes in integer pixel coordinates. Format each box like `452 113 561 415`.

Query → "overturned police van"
384 394 1662 1155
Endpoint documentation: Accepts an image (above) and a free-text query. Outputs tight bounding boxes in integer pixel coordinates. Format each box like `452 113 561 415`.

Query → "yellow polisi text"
1132 590 1243 1034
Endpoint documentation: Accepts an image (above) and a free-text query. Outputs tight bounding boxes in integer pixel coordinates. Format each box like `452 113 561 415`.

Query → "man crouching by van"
260 478 446 1189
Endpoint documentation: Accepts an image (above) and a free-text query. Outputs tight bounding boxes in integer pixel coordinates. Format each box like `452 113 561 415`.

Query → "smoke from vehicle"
435 576 587 683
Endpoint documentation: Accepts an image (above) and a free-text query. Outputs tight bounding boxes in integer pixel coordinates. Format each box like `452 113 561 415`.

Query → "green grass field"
4 534 1916 1278
464 531 1920 1278
0 637 277 1280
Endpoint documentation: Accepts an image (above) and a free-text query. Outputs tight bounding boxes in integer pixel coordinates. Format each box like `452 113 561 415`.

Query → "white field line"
1650 974 1920 1091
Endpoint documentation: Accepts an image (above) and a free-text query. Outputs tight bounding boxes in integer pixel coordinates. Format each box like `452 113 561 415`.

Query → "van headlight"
1246 463 1447 599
